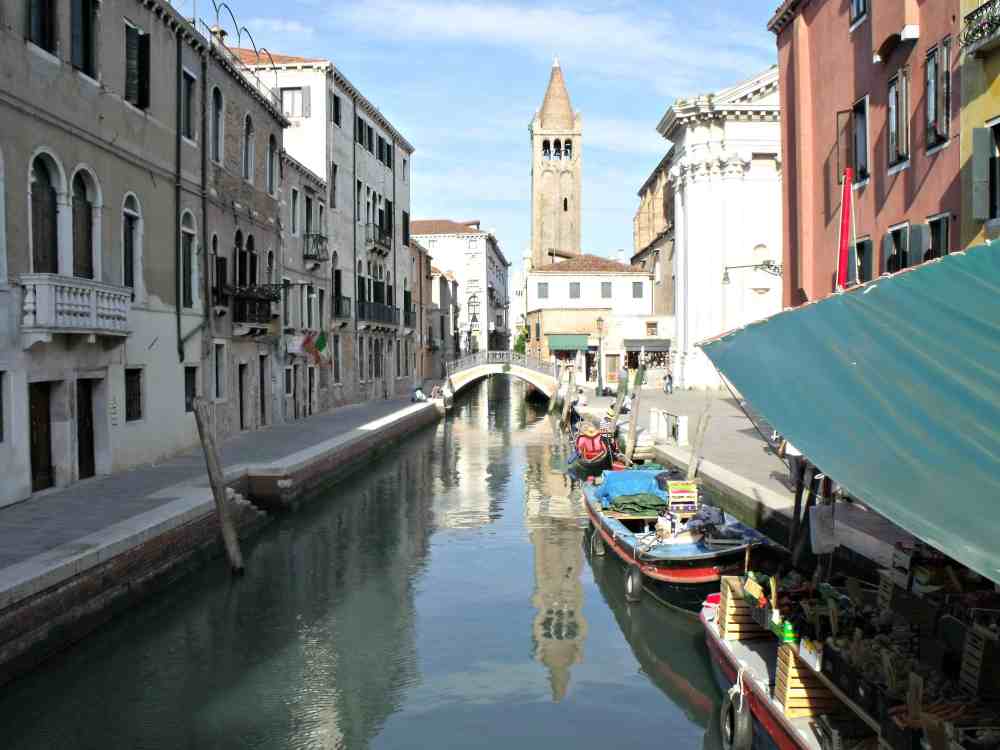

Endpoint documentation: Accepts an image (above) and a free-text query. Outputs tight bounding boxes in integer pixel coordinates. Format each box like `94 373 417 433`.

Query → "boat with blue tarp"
583 469 776 612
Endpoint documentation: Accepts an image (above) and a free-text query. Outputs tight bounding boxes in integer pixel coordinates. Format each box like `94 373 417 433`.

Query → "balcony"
303 233 330 264
357 300 398 326
963 0 1000 54
20 274 131 348
403 305 415 328
233 284 281 328
366 223 391 255
333 294 352 319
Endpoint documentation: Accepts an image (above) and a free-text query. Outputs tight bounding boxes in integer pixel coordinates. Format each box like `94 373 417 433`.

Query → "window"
72 171 96 279
72 0 97 77
926 40 951 149
267 135 278 195
402 211 410 245
850 0 867 23
181 213 195 308
329 163 338 207
28 0 56 53
211 88 223 162
31 156 58 274
281 87 304 118
403 158 408 182
887 70 909 167
563 198 568 212
356 116 365 146
396 340 401 377
569 281 580 299
214 343 225 399
358 336 365 380
291 189 299 235
927 215 950 261
850 238 874 284
601 281 612 298
646 321 658 336
124 21 151 109
333 335 341 383
307 284 315 329
332 94 342 126
214 254 228 306
181 71 196 140
367 125 374 154
184 366 197 412
632 281 644 298
535 321 540 339
123 195 140 290
305 195 314 235
242 115 255 180
852 97 869 179
284 368 293 395
988 123 1000 220
282 277 290 322
883 225 910 273
125 368 143 421
537 282 548 299
319 289 326 326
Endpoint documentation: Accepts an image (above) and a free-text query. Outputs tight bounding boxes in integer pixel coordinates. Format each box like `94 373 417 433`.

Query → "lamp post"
595 315 604 398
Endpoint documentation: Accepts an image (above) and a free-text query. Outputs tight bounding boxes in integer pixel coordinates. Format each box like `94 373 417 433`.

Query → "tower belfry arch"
530 58 582 268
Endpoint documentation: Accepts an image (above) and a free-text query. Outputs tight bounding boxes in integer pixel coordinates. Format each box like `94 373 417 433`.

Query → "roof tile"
533 254 646 274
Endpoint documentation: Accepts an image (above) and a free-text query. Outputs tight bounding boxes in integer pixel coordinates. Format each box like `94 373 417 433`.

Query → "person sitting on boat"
412 386 427 403
575 422 608 462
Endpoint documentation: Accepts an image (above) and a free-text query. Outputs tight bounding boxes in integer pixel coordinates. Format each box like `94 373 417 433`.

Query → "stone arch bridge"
445 351 559 399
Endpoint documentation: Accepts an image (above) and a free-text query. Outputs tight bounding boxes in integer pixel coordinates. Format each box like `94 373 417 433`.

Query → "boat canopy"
698 242 1000 584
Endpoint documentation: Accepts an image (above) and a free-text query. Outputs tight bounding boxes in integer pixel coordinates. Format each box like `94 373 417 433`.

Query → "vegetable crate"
776 644 842 719
719 577 770 641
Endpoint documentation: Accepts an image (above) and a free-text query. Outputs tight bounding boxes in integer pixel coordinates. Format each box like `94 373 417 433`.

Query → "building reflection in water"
524 435 589 702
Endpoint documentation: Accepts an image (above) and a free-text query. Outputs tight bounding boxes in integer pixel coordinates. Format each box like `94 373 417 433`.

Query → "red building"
770 0 960 306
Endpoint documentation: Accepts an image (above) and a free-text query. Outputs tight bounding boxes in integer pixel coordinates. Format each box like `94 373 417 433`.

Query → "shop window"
125 368 143 421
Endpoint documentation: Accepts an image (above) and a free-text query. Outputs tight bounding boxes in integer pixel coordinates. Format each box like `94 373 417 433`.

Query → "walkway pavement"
0 399 412 571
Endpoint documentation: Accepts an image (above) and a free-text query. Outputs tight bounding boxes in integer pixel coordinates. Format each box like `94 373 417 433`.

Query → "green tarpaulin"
547 334 589 351
699 243 1000 583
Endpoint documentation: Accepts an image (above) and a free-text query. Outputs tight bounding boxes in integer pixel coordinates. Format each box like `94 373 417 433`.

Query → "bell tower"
530 58 582 267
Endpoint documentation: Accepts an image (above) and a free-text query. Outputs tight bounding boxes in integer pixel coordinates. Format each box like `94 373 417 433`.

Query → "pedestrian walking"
663 370 674 395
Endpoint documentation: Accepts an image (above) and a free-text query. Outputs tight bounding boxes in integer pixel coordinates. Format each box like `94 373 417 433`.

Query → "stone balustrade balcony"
20 273 131 348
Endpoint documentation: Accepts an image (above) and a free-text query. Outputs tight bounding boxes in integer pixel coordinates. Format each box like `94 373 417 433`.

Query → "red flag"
836 167 854 290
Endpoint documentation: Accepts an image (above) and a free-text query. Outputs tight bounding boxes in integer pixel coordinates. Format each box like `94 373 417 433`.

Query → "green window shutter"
910 224 930 266
137 33 151 109
973 127 992 220
301 86 311 118
881 233 894 274
125 24 139 104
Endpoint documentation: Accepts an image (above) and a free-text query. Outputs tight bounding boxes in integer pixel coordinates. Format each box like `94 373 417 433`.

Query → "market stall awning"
698 243 1000 583
624 338 671 352
546 334 588 351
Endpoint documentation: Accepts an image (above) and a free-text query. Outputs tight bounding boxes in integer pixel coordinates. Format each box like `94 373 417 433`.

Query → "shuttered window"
125 369 143 421
569 282 581 299
27 0 56 52
124 23 151 109
71 0 97 77
601 281 612 298
887 70 909 167
926 40 951 149
181 72 196 140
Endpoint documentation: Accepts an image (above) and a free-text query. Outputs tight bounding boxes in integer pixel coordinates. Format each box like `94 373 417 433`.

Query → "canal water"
1 377 724 749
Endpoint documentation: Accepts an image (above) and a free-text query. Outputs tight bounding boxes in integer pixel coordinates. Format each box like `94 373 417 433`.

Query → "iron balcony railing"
334 295 352 318
357 300 398 325
445 350 556 377
366 223 391 254
232 283 281 325
403 305 415 327
303 233 329 262
963 0 1000 50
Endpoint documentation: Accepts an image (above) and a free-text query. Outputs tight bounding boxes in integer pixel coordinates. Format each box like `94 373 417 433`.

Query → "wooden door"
307 367 315 416
29 382 54 492
238 363 247 430
77 380 95 479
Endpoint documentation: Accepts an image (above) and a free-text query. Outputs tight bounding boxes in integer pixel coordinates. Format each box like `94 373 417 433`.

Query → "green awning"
547 334 588 351
699 242 1000 583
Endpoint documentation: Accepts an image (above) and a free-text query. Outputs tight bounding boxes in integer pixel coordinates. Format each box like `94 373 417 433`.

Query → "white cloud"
245 17 315 38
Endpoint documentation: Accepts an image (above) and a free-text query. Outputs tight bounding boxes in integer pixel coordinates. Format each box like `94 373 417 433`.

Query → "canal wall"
0 401 443 685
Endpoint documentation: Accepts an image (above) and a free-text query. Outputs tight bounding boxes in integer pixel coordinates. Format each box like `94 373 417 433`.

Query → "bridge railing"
445 350 556 378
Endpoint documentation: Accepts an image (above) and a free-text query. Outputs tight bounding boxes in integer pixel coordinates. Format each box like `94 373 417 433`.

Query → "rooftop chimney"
209 25 227 44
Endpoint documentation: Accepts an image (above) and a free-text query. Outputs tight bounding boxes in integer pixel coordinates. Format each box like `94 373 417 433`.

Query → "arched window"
235 230 245 287
564 139 572 159
542 139 551 159
242 115 254 180
30 155 59 274
553 139 562 159
246 235 257 285
122 194 141 291
266 250 274 283
266 134 278 194
211 88 223 163
72 170 99 279
180 212 196 308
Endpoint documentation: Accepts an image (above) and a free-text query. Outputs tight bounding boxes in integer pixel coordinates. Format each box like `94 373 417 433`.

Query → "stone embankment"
0 399 443 684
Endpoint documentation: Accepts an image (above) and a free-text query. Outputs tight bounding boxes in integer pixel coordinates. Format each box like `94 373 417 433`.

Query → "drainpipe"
200 52 212 343
174 35 186 363
352 94 358 393
391 135 397 392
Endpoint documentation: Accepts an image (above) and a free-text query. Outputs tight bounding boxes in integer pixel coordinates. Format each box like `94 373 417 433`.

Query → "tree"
513 330 526 355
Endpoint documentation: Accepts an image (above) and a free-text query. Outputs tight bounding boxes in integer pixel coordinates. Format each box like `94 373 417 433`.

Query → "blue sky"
175 0 779 271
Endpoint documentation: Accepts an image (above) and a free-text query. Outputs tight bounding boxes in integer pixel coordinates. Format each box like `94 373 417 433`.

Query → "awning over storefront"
698 243 1000 583
547 334 589 351
624 338 671 352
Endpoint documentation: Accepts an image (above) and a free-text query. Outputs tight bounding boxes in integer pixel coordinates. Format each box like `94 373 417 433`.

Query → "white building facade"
656 66 783 389
411 220 510 354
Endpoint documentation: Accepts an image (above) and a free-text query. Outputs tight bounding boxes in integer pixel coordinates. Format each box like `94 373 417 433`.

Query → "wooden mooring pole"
192 397 245 574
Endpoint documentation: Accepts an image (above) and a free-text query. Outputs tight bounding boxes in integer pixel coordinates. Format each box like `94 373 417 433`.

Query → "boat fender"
590 528 606 557
624 564 642 603
719 671 752 750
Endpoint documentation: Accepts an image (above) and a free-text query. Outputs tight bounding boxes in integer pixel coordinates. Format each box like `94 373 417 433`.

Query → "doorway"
29 382 54 492
585 350 596 382
292 364 300 419
238 363 247 430
258 355 268 427
77 379 95 480
307 367 316 417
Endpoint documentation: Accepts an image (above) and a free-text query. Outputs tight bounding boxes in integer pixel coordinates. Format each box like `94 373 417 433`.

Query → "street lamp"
595 315 604 398
721 259 783 285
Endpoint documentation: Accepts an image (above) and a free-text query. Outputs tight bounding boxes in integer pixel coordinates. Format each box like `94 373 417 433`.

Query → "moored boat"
583 470 774 612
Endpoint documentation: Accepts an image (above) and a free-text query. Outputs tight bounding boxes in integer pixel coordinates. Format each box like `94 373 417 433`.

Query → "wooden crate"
775 643 842 718
719 576 770 641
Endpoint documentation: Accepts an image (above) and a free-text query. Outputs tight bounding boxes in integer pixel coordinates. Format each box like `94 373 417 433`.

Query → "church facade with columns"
636 66 783 389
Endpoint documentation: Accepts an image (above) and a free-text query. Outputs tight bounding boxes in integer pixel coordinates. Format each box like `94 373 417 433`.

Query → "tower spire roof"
538 59 574 130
